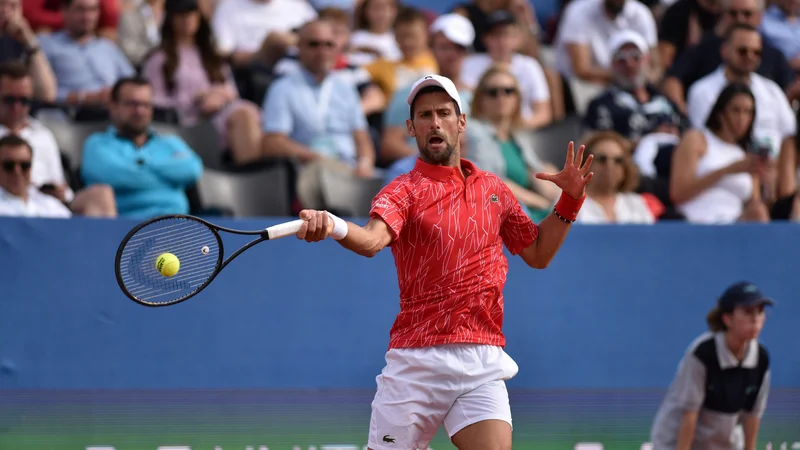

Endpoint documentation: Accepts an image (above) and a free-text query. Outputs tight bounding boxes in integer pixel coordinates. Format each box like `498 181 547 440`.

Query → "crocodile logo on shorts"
383 435 396 443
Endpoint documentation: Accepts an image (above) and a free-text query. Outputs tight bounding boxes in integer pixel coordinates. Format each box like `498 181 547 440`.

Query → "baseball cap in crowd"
166 0 199 14
608 29 649 56
717 282 776 312
430 13 475 48
407 74 463 115
485 10 517 30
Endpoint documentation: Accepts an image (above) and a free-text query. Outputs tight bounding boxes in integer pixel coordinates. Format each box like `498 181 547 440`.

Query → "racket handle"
265 219 304 240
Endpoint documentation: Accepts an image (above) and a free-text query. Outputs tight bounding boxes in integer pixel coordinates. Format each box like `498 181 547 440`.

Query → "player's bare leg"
451 419 512 450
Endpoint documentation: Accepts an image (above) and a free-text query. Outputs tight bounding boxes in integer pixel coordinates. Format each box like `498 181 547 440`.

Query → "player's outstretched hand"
534 141 594 200
296 209 334 242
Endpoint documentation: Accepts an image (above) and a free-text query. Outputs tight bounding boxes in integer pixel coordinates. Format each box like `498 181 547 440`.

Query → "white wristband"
326 212 348 240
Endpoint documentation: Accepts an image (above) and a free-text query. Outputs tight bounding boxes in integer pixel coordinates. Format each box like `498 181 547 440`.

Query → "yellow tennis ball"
156 253 180 277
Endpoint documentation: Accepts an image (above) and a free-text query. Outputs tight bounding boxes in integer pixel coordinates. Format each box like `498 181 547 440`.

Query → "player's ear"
458 113 467 133
406 119 416 137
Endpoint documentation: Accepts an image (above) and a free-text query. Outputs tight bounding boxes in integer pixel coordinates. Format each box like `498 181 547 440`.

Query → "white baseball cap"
407 74 463 116
608 29 649 55
429 13 475 48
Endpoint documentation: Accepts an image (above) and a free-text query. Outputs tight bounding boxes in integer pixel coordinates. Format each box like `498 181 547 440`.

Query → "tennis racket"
114 214 304 307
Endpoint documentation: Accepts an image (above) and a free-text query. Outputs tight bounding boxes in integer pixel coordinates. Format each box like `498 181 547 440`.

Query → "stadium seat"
529 115 584 167
37 117 108 172
197 165 291 217
320 169 384 218
150 121 224 170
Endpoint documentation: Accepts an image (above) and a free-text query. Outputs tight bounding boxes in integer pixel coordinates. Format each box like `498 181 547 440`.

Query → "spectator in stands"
0 0 56 103
553 0 659 85
81 77 203 218
657 0 722 69
380 13 474 182
0 134 72 217
364 7 438 99
349 0 400 66
759 0 800 69
584 30 685 143
662 0 797 112
118 0 165 67
467 66 561 221
0 62 115 216
575 131 659 224
23 0 119 40
670 83 771 224
262 19 375 211
687 24 797 161
40 0 135 110
143 0 262 166
461 10 552 129
210 0 316 70
452 0 541 58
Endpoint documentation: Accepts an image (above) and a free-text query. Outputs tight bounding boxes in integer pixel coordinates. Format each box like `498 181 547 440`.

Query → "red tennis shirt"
370 158 539 349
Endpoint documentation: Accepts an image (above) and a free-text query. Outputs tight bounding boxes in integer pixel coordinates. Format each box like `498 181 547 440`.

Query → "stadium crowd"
0 0 798 224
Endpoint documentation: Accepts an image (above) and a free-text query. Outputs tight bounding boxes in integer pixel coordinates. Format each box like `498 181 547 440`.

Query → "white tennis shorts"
367 344 519 450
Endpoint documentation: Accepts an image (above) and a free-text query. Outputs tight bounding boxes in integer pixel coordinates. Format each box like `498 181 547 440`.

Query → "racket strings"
118 217 221 305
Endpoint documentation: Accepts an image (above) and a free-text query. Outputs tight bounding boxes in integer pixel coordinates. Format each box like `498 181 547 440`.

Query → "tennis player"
650 281 773 450
295 74 593 450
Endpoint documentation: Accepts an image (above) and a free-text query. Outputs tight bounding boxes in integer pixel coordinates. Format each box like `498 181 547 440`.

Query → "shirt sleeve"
686 82 712 129
499 180 538 255
558 3 589 45
262 80 293 134
347 80 368 131
745 369 771 418
523 57 550 102
369 179 412 243
211 3 236 55
670 353 707 412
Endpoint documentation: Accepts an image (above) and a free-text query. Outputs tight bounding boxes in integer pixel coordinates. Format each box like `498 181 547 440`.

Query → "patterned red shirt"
370 158 539 349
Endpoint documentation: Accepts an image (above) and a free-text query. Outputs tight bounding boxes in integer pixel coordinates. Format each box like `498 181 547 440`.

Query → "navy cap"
718 281 775 312
166 0 199 14
486 10 517 30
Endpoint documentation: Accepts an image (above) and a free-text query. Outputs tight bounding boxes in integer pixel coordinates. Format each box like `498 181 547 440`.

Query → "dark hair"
0 62 30 80
0 134 33 156
725 23 760 41
409 86 462 119
318 7 350 25
394 6 427 29
355 0 399 30
706 306 728 332
159 8 226 94
111 76 152 101
705 82 756 150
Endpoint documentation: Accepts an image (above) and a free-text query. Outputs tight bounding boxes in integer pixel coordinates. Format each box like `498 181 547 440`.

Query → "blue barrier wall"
0 217 798 390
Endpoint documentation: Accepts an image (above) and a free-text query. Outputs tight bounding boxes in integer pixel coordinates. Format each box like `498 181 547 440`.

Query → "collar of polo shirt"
413 158 478 182
714 332 759 369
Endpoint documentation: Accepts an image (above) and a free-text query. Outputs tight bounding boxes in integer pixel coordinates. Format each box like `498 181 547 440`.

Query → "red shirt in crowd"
23 0 119 32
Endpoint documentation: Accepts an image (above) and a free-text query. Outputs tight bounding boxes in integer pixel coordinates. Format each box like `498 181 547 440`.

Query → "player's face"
721 93 755 139
407 91 466 165
725 304 766 341
0 144 31 197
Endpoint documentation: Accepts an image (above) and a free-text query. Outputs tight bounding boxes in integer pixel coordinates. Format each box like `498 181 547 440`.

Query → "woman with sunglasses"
466 65 560 221
670 83 770 224
574 130 658 223
650 281 773 450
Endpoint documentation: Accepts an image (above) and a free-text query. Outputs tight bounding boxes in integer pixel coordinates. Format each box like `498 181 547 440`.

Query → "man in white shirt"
0 134 71 218
211 0 317 69
687 24 797 160
0 62 116 217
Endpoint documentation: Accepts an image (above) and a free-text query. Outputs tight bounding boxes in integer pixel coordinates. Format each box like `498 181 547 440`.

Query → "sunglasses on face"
306 40 336 49
727 8 754 19
594 155 625 165
613 49 642 63
1 159 31 172
485 86 516 97
1 95 32 106
736 46 762 58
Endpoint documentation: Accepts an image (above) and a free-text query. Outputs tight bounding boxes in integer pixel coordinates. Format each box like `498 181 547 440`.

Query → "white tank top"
678 130 754 224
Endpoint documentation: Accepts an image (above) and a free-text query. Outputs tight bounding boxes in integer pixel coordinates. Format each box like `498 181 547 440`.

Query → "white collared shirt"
0 185 72 218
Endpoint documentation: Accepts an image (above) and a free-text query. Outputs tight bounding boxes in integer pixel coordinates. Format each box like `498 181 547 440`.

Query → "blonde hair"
469 65 524 129
580 130 640 193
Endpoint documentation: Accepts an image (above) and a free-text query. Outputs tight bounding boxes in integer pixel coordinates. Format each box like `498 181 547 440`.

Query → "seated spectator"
553 0 658 85
687 24 797 160
261 20 376 211
23 0 119 40
662 0 797 112
461 10 552 129
0 0 56 103
0 62 115 216
452 0 542 58
380 13 474 182
349 0 401 66
81 77 203 218
584 30 685 143
364 7 438 99
143 0 262 166
575 131 659 224
210 0 317 70
670 83 771 224
39 0 135 110
0 134 71 217
118 0 164 67
759 0 800 70
657 0 721 69
467 66 561 221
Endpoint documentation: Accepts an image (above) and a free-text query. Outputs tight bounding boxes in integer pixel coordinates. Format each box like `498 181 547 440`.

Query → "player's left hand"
534 141 594 200
296 209 334 242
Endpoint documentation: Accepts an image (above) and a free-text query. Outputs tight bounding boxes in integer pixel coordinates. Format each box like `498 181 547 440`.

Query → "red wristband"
554 192 586 222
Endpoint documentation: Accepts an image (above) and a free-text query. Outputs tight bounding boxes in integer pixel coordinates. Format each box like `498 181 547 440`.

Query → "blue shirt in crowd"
262 68 367 165
39 31 135 101
81 127 203 219
760 6 800 61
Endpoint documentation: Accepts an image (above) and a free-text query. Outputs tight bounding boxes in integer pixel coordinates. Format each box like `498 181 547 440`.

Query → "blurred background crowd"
0 0 798 224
